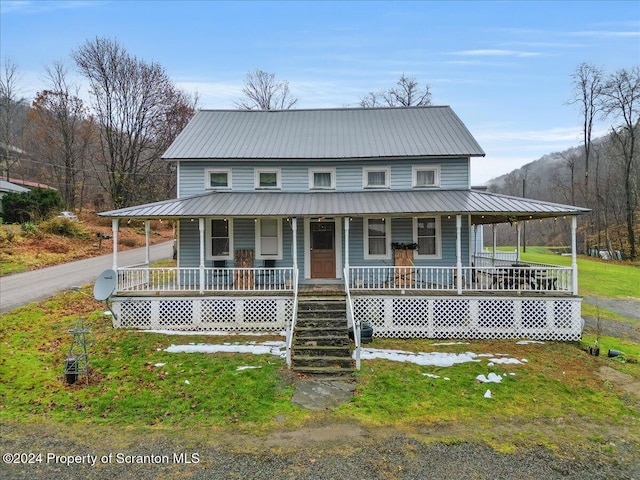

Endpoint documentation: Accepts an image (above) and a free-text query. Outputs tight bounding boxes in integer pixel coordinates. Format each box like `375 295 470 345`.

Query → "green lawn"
1 289 638 452
516 247 640 299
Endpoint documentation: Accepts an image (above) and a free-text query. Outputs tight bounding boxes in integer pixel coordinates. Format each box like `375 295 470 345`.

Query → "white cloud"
452 49 543 58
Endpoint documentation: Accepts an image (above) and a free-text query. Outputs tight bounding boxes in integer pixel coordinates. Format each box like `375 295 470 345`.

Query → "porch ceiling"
100 190 589 224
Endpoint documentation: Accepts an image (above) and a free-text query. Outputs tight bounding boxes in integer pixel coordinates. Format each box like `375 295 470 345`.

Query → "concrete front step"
292 366 355 377
293 355 354 369
294 345 351 357
293 330 349 347
296 316 347 324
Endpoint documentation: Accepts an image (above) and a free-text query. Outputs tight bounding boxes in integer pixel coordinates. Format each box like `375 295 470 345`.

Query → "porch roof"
100 190 589 224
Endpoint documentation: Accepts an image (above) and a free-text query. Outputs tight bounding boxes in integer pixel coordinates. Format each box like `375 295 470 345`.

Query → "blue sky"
1 0 638 184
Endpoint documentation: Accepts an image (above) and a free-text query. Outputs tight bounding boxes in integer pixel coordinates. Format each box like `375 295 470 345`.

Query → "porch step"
292 296 353 377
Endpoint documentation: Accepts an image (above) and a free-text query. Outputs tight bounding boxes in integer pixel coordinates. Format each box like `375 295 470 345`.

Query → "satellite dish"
94 269 117 301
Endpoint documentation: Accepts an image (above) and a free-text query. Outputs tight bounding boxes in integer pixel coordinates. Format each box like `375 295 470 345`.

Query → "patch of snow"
236 366 262 371
422 373 451 380
476 372 503 383
522 358 529 363
153 363 166 367
165 341 286 358
487 362 494 367
516 340 545 345
143 329 286 337
103 311 113 316
487 357 523 365
357 348 481 367
184 380 190 384
484 389 492 398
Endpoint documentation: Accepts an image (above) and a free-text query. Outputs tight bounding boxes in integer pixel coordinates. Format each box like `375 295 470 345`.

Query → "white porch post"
344 217 350 278
516 221 521 262
199 218 205 294
111 218 119 271
291 217 298 274
571 216 578 295
492 224 496 266
144 220 151 266
456 214 462 295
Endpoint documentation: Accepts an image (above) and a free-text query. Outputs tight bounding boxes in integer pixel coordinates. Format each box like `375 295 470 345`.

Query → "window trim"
412 165 440 188
363 166 390 189
206 218 233 261
254 168 282 190
255 217 283 260
309 167 336 190
413 216 442 259
363 217 392 260
205 168 232 190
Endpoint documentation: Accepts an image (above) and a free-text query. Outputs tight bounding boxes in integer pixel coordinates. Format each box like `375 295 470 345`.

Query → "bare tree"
599 66 640 259
27 62 96 210
72 37 197 208
236 69 298 110
360 74 432 108
0 58 28 180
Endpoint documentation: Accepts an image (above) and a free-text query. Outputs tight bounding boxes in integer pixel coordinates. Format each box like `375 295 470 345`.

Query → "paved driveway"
0 242 173 313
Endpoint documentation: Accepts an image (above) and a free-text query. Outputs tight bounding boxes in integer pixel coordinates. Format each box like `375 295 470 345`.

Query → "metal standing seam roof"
162 107 486 160
100 190 590 223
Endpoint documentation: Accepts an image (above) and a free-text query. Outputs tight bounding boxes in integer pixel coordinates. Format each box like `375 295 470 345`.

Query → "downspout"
112 218 119 271
571 216 578 295
456 215 462 295
199 218 205 294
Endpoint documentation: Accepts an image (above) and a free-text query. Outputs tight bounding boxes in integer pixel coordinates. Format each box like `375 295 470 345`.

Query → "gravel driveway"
2 422 639 480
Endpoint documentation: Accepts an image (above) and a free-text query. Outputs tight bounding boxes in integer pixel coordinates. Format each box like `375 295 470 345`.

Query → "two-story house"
100 107 589 368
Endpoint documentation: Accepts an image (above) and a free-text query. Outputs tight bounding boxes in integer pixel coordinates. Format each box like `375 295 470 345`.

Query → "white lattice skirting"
111 296 291 332
353 295 583 341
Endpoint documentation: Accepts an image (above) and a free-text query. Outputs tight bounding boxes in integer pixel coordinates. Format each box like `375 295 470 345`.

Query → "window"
209 218 233 259
309 168 335 190
205 169 231 189
413 166 440 188
363 167 390 189
364 218 391 259
256 218 283 259
413 216 441 258
255 169 281 189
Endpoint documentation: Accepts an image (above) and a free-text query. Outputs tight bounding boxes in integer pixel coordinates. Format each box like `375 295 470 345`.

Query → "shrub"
21 221 40 237
40 218 90 239
2 188 63 223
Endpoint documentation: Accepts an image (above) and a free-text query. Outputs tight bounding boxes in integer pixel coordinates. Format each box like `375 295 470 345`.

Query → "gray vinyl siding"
177 158 469 197
178 217 294 268
346 216 468 268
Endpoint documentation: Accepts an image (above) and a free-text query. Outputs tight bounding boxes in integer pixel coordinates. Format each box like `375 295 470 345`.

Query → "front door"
311 222 335 279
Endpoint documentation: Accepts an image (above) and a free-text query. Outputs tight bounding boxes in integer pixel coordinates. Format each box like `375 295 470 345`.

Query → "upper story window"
205 168 231 190
255 169 281 190
363 167 390 189
309 168 336 190
413 166 440 188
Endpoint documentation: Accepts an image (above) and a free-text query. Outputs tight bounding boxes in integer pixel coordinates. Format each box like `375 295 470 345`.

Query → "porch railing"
344 267 360 370
117 266 294 293
286 268 299 368
348 263 572 293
